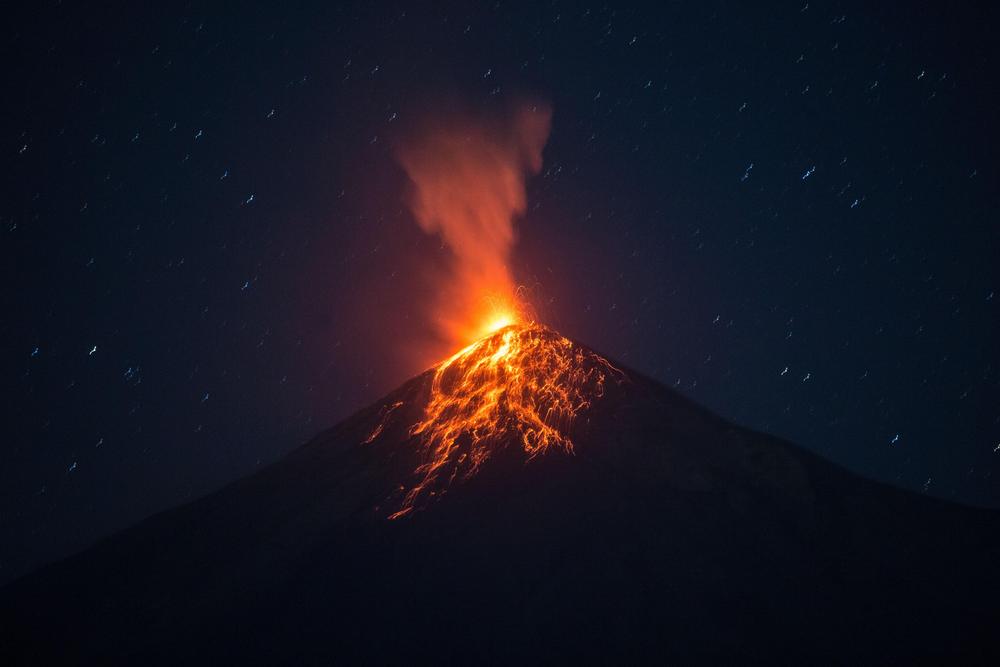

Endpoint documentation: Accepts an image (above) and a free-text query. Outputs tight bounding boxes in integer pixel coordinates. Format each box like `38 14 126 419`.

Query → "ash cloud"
395 101 552 346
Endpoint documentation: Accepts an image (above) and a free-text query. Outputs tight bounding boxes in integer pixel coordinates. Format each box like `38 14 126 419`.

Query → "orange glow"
473 291 527 340
395 102 551 350
483 312 516 335
387 323 622 519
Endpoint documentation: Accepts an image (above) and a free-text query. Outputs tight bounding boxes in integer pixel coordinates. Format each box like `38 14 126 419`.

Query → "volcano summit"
2 326 998 663
379 324 624 519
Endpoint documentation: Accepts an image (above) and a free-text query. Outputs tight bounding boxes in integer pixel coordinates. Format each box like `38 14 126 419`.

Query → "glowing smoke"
395 102 552 348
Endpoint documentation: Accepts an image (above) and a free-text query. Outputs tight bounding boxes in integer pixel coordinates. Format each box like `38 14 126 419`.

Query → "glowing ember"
387 322 623 519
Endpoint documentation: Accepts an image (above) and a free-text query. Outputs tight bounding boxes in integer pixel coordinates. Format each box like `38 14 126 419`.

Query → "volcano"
2 325 997 664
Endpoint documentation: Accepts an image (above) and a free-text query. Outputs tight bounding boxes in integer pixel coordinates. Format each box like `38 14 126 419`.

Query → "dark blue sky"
3 1 997 584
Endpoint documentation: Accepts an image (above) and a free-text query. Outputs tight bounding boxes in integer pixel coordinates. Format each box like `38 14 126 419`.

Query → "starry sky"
3 1 998 585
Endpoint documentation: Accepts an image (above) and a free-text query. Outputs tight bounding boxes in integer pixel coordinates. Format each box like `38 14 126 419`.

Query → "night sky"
3 1 998 585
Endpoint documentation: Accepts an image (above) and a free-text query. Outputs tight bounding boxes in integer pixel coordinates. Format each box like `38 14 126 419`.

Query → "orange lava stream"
389 323 622 519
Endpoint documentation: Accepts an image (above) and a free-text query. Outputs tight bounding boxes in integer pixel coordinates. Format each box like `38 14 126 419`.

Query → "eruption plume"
395 102 552 347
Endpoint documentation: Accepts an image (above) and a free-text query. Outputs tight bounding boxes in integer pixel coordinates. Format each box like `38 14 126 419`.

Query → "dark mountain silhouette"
2 327 998 664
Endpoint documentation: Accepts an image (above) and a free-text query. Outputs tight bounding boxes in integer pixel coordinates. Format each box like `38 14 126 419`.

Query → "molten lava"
385 322 623 519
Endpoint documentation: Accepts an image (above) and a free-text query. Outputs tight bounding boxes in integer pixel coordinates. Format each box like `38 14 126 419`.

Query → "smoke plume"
396 102 552 347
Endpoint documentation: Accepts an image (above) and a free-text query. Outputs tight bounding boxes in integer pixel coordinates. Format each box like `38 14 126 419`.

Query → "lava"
387 322 623 519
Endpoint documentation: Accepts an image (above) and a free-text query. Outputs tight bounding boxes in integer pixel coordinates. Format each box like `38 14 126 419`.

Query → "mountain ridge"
3 330 998 663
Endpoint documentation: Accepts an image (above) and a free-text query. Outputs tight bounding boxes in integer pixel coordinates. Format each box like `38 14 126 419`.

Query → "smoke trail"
396 102 552 347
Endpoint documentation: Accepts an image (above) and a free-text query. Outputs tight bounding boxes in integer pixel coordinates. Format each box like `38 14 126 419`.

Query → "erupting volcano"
370 100 627 519
3 106 998 666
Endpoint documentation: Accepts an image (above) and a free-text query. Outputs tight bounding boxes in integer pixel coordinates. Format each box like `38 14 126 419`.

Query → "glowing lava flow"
387 323 623 519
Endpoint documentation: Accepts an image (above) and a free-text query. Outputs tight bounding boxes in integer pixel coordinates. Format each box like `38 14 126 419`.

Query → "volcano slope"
2 325 998 664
